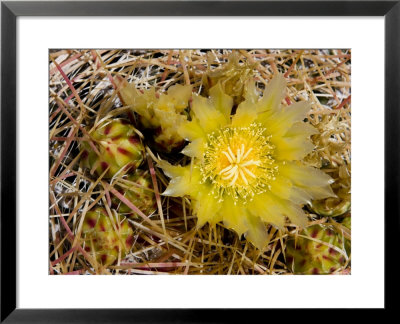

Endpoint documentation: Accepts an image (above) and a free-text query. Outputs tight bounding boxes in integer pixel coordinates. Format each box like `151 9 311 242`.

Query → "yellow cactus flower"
159 74 335 249
116 77 192 152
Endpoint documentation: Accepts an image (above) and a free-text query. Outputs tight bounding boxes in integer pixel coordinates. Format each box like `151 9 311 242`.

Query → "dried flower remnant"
81 119 144 178
310 165 351 217
305 113 351 217
117 78 192 152
159 74 335 249
305 113 350 169
203 51 256 104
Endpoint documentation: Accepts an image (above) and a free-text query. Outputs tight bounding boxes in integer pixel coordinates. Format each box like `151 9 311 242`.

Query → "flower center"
201 123 277 202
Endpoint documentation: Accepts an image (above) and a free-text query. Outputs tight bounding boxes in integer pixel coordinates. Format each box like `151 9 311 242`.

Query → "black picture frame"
1 0 398 322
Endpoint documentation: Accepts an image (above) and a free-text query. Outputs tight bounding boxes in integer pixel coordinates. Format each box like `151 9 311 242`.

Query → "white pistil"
218 144 261 187
240 160 260 167
242 167 257 179
242 147 253 160
219 165 233 174
222 151 234 163
228 170 239 186
227 146 235 161
239 168 248 185
221 165 238 180
236 148 241 163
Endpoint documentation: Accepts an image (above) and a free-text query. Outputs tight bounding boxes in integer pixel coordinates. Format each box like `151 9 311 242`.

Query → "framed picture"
1 0 397 322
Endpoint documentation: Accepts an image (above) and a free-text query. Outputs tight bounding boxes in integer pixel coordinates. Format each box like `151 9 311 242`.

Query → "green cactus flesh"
285 224 349 274
112 170 156 218
82 207 134 267
81 119 144 178
341 216 351 230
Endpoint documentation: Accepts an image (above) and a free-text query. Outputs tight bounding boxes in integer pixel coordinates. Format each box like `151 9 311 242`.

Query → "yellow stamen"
201 123 276 202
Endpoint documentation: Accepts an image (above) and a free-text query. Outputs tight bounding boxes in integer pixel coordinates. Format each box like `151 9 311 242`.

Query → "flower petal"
209 82 233 121
221 198 248 236
273 136 315 161
191 94 227 134
181 138 205 159
249 193 286 228
260 101 311 137
278 162 334 188
301 185 336 200
162 174 191 197
288 187 313 205
118 83 157 123
231 100 257 126
193 190 222 228
279 200 308 227
160 163 203 197
268 175 293 201
245 213 269 250
257 73 286 113
284 122 319 137
231 80 261 127
243 80 259 104
251 192 308 228
178 118 206 141
158 160 187 178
